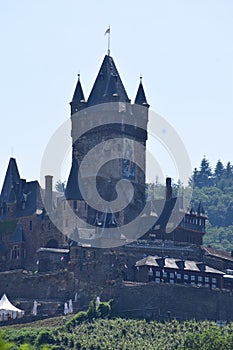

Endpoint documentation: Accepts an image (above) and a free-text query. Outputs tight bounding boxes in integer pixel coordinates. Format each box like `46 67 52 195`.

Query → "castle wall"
1 269 233 321
113 282 233 321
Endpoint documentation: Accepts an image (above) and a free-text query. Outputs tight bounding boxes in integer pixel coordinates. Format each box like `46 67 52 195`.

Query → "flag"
105 27 110 35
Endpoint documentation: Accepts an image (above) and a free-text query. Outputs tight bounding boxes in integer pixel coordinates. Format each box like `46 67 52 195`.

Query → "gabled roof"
87 55 130 106
65 158 83 200
134 78 149 107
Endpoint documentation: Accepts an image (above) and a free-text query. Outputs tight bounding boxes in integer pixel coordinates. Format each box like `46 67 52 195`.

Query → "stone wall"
0 270 75 300
113 282 233 321
2 268 233 321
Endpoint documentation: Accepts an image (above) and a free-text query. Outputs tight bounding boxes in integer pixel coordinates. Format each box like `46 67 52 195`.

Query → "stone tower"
65 54 149 229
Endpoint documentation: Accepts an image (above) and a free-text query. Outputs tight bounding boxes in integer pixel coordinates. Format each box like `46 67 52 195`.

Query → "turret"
134 77 150 108
70 74 86 114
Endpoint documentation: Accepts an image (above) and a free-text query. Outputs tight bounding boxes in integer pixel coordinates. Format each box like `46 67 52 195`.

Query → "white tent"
0 294 24 321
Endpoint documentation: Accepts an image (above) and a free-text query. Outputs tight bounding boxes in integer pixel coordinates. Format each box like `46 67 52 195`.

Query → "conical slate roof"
134 78 149 107
0 158 20 203
71 74 85 103
65 158 83 200
87 55 130 106
70 74 86 114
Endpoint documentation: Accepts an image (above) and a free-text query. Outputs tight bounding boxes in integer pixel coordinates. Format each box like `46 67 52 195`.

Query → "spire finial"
140 75 143 83
77 73 80 81
104 26 111 55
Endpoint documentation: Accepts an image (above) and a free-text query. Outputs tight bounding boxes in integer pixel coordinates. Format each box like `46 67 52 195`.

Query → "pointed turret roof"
0 158 20 203
134 77 150 107
65 158 83 200
70 74 86 114
197 201 206 216
71 74 85 103
87 55 130 106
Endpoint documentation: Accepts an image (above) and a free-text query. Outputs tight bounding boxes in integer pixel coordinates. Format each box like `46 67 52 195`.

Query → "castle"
1 52 233 321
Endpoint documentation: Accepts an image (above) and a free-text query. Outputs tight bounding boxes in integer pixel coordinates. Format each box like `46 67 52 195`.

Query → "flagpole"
105 26 111 55
108 26 110 55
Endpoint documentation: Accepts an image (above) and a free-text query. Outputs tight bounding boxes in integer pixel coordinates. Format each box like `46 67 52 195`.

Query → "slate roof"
135 255 224 275
71 74 85 103
0 158 20 203
203 246 233 262
65 158 83 200
0 158 41 217
87 55 130 107
197 201 206 216
151 197 177 229
134 79 149 107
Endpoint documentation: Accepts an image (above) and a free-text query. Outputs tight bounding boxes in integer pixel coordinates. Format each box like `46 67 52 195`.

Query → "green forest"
190 157 233 252
147 157 233 252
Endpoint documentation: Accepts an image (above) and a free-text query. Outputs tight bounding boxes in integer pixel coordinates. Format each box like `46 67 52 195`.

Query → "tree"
55 180 66 193
192 157 212 188
215 160 224 179
199 156 212 187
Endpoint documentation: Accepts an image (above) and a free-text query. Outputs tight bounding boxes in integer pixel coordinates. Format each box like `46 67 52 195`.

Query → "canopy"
0 293 24 321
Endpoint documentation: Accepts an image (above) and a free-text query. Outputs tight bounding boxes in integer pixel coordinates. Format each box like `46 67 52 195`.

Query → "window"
170 279 174 284
177 273 181 279
191 275 195 281
155 271 160 277
212 277 217 283
198 276 203 282
11 245 20 260
205 277 209 283
163 271 167 277
73 201 77 210
170 272 174 278
184 274 188 280
155 278 160 283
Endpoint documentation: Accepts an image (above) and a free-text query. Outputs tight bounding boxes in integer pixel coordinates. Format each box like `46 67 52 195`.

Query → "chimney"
45 175 53 213
166 177 172 200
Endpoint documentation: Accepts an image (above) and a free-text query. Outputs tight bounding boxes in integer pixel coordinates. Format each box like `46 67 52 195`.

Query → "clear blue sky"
0 1 232 187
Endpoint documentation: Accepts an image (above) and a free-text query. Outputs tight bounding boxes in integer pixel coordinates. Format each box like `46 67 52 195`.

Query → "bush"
97 301 112 318
35 329 55 347
50 346 65 350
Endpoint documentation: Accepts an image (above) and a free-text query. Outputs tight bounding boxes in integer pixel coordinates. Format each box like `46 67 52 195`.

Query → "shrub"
35 330 55 347
97 301 111 318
